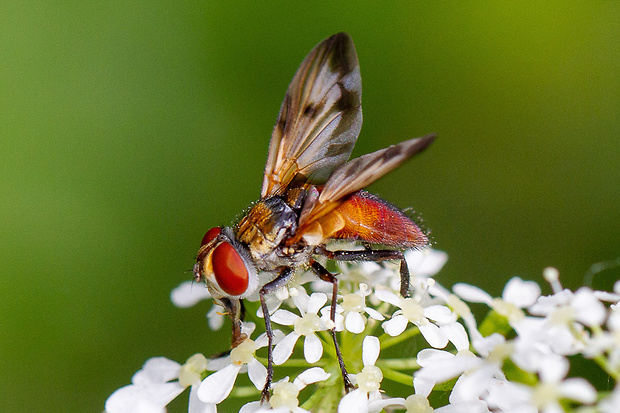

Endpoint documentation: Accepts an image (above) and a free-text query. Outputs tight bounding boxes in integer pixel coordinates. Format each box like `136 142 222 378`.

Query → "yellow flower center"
294 312 321 336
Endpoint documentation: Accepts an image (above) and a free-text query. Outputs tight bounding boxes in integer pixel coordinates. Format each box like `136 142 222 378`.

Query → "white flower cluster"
106 249 620 413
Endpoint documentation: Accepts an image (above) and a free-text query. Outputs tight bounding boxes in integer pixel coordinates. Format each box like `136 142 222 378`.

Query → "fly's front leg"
220 297 247 348
309 260 356 393
319 247 411 298
259 267 294 403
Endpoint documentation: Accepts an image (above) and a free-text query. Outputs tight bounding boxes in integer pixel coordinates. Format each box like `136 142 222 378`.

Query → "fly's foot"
343 374 357 393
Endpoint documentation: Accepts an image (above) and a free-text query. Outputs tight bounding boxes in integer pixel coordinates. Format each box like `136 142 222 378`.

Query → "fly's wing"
297 134 436 234
261 32 362 198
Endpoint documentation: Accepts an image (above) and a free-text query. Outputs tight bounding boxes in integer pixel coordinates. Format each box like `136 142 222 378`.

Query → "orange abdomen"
329 190 428 248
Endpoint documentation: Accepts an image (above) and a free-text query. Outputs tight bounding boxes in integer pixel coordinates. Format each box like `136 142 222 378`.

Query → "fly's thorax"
194 226 259 299
235 196 298 260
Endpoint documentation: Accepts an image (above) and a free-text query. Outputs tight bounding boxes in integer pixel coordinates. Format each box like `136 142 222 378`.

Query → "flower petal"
441 322 470 351
382 314 408 336
416 355 481 384
271 309 300 326
307 293 328 314
368 397 406 412
419 322 448 348
338 389 368 413
416 348 453 367
559 378 597 403
450 365 497 402
170 281 210 308
452 284 492 304
241 321 257 337
572 288 606 326
291 288 310 313
106 382 185 413
434 400 489 413
247 358 268 391
538 356 568 383
374 289 401 306
206 305 225 331
132 357 181 385
303 334 323 364
239 401 262 413
188 385 216 413
345 311 365 333
362 336 380 367
197 364 240 404
364 307 385 321
413 377 435 397
502 277 540 307
471 333 504 357
293 367 331 389
406 249 448 277
273 332 301 365
424 305 456 323
255 330 285 349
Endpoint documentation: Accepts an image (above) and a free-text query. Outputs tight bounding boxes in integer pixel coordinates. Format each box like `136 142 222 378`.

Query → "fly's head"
193 226 259 303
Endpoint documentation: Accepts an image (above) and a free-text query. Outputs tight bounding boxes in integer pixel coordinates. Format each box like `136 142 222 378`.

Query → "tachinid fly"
193 32 436 401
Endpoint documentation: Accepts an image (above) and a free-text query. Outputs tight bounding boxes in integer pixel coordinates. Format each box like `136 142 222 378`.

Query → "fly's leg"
259 267 295 402
310 260 356 393
318 247 411 298
220 297 247 348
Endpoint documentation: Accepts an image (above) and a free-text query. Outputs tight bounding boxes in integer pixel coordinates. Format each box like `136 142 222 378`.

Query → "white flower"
315 248 448 298
509 316 576 372
171 281 211 308
405 249 449 281
240 367 331 413
197 323 269 406
106 355 214 413
415 332 513 411
378 248 449 295
529 287 607 328
598 383 620 413
270 290 330 365
338 336 402 413
337 283 384 333
414 348 482 391
453 276 541 325
377 289 455 348
493 356 597 413
402 394 489 413
400 394 434 413
512 287 607 365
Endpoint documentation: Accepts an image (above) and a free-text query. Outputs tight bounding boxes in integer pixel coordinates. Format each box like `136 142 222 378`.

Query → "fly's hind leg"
309 259 356 393
259 267 295 402
318 247 411 298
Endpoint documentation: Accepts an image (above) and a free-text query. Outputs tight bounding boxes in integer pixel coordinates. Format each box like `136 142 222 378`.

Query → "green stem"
592 353 620 381
230 385 259 398
379 326 420 349
381 366 415 386
572 324 620 381
377 358 419 370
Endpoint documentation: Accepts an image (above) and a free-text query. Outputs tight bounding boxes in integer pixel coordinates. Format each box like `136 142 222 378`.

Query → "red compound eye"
212 242 249 296
201 227 222 246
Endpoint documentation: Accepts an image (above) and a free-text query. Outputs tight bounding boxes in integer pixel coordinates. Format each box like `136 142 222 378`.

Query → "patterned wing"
297 134 436 232
261 32 362 198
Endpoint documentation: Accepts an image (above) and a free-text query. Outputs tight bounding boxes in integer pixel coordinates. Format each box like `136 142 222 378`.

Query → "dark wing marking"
298 134 436 227
261 32 362 198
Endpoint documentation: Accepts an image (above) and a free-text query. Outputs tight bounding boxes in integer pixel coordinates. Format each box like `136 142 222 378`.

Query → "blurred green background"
1 1 619 412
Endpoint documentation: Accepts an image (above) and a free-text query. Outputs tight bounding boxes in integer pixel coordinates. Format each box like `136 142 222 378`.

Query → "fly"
193 32 436 401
